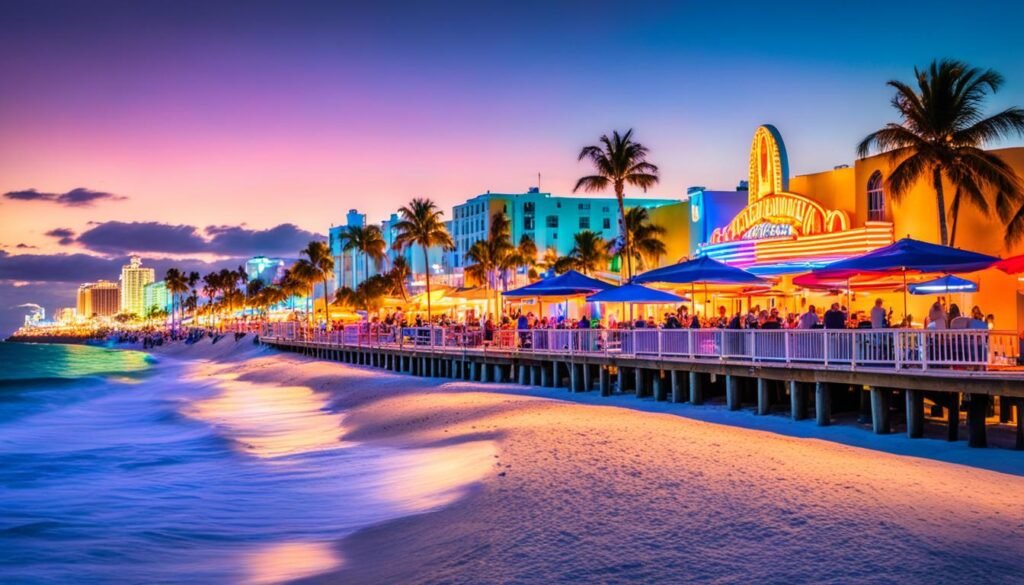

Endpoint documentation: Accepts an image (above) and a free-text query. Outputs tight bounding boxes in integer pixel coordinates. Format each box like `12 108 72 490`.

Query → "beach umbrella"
586 283 686 304
908 274 979 295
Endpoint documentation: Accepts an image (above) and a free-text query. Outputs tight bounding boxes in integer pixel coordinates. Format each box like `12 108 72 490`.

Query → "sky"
1 0 1023 333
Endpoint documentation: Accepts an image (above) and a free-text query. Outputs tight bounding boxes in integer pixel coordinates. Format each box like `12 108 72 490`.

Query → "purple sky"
1 1 1023 332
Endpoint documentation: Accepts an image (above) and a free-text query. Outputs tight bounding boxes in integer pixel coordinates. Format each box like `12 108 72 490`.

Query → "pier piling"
599 367 611 396
689 371 703 405
757 378 770 415
967 394 989 448
815 382 831 426
905 389 924 438
726 375 741 410
869 386 891 434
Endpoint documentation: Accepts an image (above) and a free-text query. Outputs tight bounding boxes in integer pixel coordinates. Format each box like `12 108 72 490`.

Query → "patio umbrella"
795 237 997 318
995 254 1024 274
908 274 979 295
503 270 613 298
586 283 686 304
633 255 766 286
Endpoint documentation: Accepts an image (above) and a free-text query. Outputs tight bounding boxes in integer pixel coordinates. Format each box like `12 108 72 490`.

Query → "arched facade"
867 171 886 221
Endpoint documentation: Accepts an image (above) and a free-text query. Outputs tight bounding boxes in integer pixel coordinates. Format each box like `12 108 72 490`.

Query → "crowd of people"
327 297 993 336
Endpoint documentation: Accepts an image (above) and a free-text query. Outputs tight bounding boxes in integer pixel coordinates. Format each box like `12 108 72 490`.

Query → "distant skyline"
2 0 1024 332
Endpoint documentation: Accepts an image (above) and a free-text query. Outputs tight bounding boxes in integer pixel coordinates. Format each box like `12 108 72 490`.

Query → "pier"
260 324 1024 450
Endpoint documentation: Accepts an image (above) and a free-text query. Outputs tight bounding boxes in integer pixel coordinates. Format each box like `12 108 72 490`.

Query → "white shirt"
797 311 819 329
870 306 886 328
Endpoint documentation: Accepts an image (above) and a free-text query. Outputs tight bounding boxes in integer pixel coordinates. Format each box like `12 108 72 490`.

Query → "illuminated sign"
711 125 850 244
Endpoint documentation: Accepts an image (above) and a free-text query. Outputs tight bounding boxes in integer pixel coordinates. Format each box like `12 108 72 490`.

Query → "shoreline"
141 339 1024 584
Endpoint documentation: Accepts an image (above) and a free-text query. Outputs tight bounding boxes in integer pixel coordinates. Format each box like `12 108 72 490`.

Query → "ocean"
0 342 491 584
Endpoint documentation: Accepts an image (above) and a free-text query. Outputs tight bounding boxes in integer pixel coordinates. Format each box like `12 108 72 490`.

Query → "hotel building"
119 256 155 317
142 280 172 316
245 256 286 286
77 281 121 319
447 188 679 271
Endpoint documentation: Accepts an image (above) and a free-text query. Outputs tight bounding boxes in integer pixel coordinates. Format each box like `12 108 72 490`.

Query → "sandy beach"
147 339 1024 584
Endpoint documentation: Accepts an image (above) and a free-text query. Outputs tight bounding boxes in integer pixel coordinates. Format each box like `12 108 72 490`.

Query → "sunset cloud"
44 227 77 246
3 187 127 207
73 221 324 256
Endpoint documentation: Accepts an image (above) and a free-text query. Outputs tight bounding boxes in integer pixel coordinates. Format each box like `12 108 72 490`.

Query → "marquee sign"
711 125 850 244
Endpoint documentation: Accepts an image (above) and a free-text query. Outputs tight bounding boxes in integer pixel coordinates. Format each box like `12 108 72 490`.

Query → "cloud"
205 223 324 256
73 221 324 257
3 187 127 207
45 228 77 246
16 243 38 249
76 221 208 255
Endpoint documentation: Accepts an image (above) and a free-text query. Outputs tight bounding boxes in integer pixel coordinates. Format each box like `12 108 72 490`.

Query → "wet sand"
151 340 1024 584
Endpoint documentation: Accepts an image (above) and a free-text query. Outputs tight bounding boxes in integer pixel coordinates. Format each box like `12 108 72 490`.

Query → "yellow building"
645 125 1024 328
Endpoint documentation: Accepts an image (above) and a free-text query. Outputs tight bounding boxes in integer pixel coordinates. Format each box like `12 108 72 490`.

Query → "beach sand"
149 339 1024 584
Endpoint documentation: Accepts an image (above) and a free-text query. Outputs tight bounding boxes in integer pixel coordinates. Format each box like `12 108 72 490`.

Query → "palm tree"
164 268 189 329
574 129 660 279
465 239 498 315
186 271 200 324
338 224 387 286
540 247 560 274
621 207 667 271
568 230 611 275
464 212 514 315
291 258 320 325
392 198 454 320
387 256 411 301
857 59 1024 247
299 240 334 325
202 272 220 326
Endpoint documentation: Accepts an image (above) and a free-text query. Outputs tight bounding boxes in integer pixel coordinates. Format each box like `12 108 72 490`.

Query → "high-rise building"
55 307 77 324
119 256 154 316
447 188 679 271
329 209 368 290
77 281 121 318
142 280 172 317
245 256 286 286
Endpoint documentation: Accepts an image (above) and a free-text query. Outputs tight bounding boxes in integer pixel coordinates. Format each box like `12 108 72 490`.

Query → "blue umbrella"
908 274 979 295
633 255 766 285
810 237 997 277
504 270 613 298
586 283 686 304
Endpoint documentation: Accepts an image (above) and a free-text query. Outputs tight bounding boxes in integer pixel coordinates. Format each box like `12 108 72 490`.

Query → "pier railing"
261 323 1021 371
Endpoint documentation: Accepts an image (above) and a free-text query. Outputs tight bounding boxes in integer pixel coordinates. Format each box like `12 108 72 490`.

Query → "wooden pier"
260 325 1024 450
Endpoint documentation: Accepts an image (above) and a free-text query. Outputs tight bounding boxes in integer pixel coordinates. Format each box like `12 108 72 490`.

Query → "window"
603 218 611 230
578 202 590 210
579 217 590 229
524 216 535 230
867 171 886 221
546 215 559 228
602 206 609 212
524 202 535 213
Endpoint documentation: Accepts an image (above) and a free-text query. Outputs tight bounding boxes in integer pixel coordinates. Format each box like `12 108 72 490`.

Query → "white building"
119 256 155 317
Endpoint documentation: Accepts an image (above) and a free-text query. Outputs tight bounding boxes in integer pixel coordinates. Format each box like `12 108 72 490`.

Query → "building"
448 188 679 272
55 307 77 324
329 209 368 290
119 256 155 316
77 281 121 318
246 256 286 286
142 280 172 317
663 124 1024 326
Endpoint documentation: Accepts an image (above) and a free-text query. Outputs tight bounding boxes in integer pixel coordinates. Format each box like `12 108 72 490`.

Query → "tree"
568 230 611 275
464 212 514 315
387 256 411 301
297 240 334 325
334 275 390 312
291 257 320 325
186 271 200 324
202 272 220 326
392 198 454 320
338 224 387 286
164 268 189 330
619 206 667 271
574 129 660 280
858 59 1024 247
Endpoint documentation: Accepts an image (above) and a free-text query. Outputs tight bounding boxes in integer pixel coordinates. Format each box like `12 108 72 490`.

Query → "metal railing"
260 322 1021 371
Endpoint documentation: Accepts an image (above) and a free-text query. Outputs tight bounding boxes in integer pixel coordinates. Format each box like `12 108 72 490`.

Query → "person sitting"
823 303 846 329
715 305 729 328
948 303 971 329
578 315 591 329
665 312 681 329
646 316 657 328
761 308 782 330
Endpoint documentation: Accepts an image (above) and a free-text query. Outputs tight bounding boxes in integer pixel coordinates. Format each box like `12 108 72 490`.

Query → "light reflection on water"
0 345 495 584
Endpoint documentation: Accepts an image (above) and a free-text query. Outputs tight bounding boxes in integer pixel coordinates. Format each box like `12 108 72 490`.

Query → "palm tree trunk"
933 167 950 246
422 246 431 321
322 277 330 324
615 182 632 281
948 189 961 248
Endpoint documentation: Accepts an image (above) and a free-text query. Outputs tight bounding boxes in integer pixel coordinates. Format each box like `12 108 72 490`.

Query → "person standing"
927 301 948 330
797 305 819 329
824 303 846 329
870 298 887 328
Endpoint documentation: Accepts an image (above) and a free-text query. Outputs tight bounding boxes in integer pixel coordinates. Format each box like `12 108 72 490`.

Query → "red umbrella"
995 254 1024 274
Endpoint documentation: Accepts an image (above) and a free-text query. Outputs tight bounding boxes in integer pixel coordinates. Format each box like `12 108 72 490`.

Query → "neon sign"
711 125 850 244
